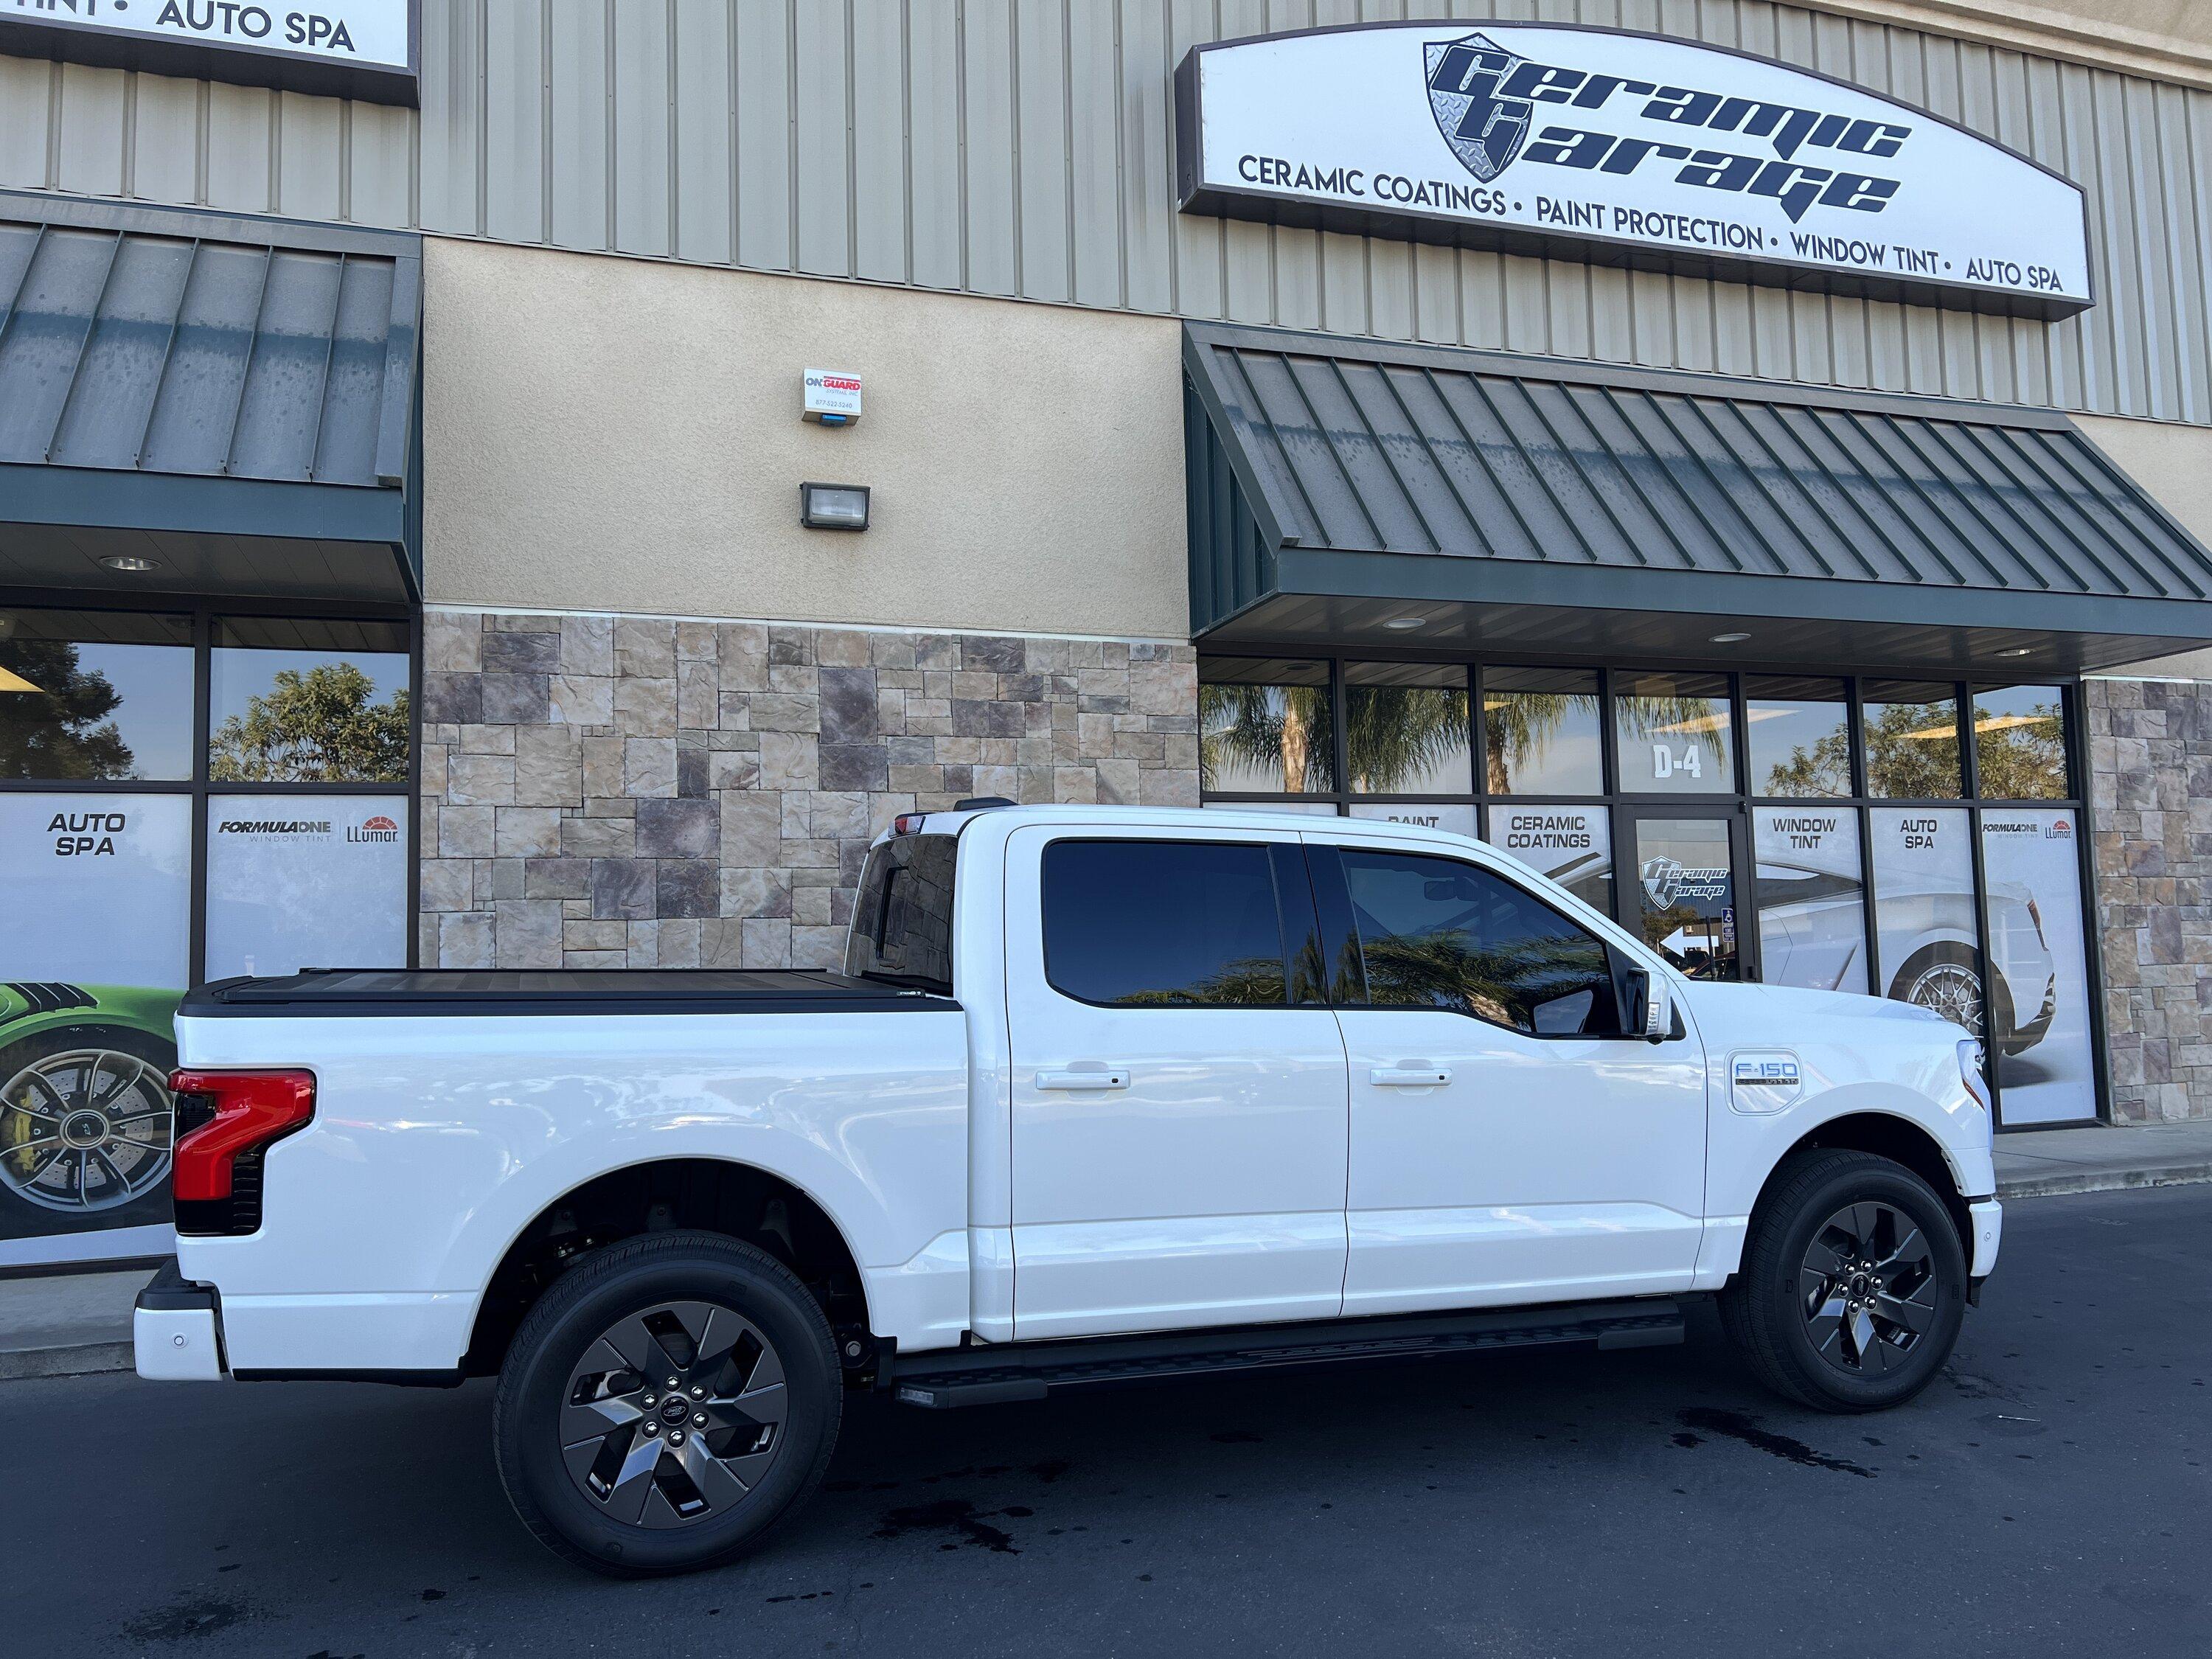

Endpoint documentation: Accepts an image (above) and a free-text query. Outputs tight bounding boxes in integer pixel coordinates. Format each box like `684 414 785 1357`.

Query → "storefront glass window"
1485 803 1612 911
0 611 194 781
1863 680 1961 800
1484 668 1601 795
1745 677 1851 799
204 793 411 980
1979 809 2095 1123
209 617 411 783
1754 805 1868 994
1199 658 1335 793
1345 661 1471 796
0 605 414 1267
1349 802 1477 837
1972 684 2069 800
1614 671 1735 794
1869 806 1980 1034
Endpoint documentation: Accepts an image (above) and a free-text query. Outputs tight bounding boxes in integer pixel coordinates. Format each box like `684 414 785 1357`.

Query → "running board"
888 1299 1683 1409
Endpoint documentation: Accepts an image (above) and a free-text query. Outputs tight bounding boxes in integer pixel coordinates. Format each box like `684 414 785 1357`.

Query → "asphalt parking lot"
7 1184 2207 1658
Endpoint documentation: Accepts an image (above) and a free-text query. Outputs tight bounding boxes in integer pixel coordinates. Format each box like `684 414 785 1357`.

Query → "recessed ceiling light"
1997 647 2034 658
1709 631 1751 644
99 554 161 573
1382 617 1425 630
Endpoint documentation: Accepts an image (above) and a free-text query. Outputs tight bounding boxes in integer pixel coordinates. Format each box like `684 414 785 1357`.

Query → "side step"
888 1299 1683 1409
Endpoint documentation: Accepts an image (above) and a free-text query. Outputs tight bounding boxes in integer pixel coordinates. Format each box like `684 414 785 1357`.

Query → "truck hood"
1677 978 1960 1044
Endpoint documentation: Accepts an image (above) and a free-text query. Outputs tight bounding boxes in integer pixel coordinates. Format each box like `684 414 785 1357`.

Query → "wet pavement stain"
872 1498 1021 1553
119 1598 251 1643
1675 1408 1876 1477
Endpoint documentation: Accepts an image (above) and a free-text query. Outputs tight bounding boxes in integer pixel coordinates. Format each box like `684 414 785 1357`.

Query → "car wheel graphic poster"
0 793 189 1247
1979 809 2096 1124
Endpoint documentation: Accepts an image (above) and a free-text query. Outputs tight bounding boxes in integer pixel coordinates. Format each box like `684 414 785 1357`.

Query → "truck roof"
888 801 1485 851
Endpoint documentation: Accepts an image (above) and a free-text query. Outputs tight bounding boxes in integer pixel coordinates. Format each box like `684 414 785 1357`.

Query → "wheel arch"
1753 1111 1973 1257
462 1157 873 1380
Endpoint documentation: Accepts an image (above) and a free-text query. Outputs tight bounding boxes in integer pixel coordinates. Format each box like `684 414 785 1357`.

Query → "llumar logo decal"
1422 29 1910 223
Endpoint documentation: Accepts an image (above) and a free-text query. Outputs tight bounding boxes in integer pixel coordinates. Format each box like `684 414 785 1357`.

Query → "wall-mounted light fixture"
799 481 870 532
100 554 162 573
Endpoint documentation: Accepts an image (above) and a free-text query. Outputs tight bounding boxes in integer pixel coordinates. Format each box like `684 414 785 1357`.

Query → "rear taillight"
170 1070 315 1237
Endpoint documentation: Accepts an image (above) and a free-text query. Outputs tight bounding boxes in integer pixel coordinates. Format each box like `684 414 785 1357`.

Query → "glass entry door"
1618 808 1752 983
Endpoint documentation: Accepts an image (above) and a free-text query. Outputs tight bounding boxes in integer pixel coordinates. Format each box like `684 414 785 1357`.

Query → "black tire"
1719 1150 1966 1413
493 1231 841 1576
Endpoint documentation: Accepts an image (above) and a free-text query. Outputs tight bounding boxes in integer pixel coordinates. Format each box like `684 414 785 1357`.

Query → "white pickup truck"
136 803 2001 1575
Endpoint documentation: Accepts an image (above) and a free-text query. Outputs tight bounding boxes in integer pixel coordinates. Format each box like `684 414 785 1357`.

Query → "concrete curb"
1995 1163 2212 1200
0 1340 134 1382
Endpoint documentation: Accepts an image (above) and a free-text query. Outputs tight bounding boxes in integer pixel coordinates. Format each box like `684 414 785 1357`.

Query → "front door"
1617 807 1756 984
1324 838 1708 1315
1004 825 1350 1343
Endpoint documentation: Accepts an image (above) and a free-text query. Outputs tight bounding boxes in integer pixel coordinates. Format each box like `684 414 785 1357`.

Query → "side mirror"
1622 967 1671 1042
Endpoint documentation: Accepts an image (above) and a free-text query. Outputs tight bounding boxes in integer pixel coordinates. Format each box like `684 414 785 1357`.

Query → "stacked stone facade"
418 609 1199 970
2085 675 2212 1121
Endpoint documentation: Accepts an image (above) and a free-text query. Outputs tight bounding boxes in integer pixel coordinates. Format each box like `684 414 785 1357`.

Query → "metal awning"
0 190 421 605
1183 322 2212 674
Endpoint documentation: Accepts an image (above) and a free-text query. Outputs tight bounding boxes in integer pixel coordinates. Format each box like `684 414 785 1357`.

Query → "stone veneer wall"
418 610 1198 970
2084 675 2212 1122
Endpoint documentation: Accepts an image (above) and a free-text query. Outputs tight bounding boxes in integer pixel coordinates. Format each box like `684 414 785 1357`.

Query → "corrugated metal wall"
4 0 2210 425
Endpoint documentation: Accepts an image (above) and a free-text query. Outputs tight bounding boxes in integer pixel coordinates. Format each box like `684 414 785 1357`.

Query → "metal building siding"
5 1 2212 424
1182 322 2212 629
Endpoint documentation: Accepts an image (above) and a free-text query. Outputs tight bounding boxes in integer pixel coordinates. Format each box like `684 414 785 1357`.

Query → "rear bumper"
133 1259 225 1382
1967 1197 2003 1279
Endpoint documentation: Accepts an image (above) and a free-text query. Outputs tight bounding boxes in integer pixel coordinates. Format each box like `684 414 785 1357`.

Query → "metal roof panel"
1185 321 2212 660
0 190 419 494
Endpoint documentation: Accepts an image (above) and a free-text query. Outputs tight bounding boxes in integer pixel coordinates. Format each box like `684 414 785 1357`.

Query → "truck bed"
178 968 959 1018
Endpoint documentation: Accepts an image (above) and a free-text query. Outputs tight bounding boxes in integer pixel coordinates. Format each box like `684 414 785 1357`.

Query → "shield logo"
1641 856 1687 909
1424 32 1533 184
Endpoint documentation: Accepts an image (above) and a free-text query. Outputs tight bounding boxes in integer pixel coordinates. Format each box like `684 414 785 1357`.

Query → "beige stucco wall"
422 237 1189 641
2072 414 2212 680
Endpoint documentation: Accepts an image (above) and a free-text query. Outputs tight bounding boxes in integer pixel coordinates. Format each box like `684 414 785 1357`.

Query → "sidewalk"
0 1265 150 1381
4 1122 2208 1381
1991 1118 2212 1198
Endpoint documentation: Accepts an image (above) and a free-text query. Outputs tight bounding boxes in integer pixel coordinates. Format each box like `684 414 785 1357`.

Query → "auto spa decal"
1176 23 2092 316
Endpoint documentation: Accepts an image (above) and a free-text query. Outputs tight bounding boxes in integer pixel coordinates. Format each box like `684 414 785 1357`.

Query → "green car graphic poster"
1 792 193 1259
0 981 181 1242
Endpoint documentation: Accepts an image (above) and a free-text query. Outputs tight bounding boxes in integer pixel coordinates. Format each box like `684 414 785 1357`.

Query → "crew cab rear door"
1004 823 1349 1342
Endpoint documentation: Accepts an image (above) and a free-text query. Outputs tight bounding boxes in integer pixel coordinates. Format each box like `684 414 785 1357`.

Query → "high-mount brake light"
893 814 927 836
170 1071 316 1234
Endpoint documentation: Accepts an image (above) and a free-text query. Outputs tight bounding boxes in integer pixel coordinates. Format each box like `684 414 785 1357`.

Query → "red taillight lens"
170 1071 316 1202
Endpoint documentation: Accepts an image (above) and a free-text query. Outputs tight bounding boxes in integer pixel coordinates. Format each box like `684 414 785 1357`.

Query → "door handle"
1370 1065 1453 1088
1035 1067 1130 1091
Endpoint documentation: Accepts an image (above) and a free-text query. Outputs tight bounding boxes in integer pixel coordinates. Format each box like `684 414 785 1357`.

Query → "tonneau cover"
178 968 959 1018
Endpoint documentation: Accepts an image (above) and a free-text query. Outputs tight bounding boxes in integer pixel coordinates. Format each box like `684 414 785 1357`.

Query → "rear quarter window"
846 835 958 994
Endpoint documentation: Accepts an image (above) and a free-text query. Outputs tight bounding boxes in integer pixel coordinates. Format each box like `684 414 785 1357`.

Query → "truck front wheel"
1719 1150 1966 1413
493 1231 841 1576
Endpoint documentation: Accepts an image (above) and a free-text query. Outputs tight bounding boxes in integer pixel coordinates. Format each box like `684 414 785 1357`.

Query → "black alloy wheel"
495 1232 841 1576
559 1300 790 1528
1797 1201 1940 1379
1720 1148 1966 1413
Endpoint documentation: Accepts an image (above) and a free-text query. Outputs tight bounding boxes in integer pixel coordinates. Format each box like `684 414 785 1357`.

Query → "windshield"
844 834 958 994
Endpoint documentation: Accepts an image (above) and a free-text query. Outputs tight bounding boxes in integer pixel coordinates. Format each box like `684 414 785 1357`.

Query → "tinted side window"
845 835 958 993
1043 840 1289 1007
1340 850 1621 1036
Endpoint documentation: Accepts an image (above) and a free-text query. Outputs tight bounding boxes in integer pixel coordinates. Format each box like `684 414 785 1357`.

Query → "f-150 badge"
1731 1053 1804 1110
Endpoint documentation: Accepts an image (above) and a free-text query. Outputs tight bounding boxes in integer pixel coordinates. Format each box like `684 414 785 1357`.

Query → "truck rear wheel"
493 1231 841 1576
1719 1150 1966 1413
